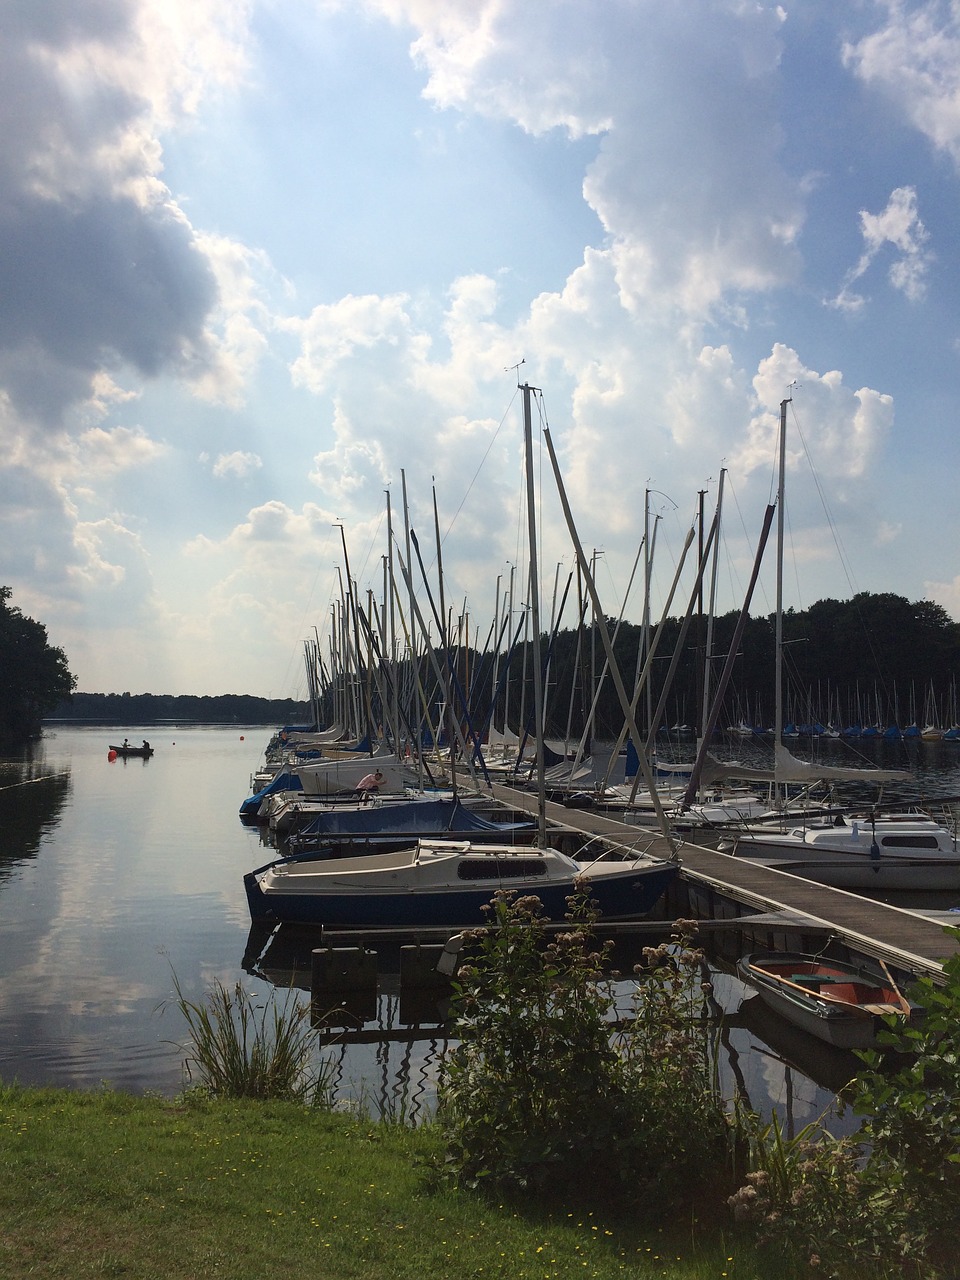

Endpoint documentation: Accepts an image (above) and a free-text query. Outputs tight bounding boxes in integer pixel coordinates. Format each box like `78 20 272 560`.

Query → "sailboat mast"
775 396 791 754
699 468 725 740
521 383 547 845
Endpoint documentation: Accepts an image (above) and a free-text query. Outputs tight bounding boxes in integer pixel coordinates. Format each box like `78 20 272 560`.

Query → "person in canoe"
355 769 385 802
142 739 151 751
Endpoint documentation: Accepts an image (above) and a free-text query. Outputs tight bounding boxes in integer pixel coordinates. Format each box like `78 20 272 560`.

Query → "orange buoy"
107 750 117 762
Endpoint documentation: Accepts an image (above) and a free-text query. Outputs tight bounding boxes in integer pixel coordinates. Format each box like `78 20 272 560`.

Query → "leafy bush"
729 1110 927 1278
436 887 731 1211
729 930 960 1278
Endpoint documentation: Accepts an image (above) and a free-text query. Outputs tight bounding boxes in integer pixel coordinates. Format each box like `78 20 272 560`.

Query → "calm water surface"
2 724 957 1131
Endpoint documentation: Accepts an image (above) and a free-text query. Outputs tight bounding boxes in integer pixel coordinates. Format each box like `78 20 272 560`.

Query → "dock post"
311 946 378 1029
400 943 453 991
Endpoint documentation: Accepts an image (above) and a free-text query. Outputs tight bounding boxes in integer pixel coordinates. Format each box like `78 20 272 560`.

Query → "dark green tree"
0 587 76 746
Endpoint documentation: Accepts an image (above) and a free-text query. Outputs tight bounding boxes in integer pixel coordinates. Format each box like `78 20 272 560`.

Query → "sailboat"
714 400 960 886
243 384 680 928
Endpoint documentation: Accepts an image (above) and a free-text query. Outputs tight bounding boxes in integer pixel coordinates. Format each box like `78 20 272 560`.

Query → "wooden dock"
489 784 960 979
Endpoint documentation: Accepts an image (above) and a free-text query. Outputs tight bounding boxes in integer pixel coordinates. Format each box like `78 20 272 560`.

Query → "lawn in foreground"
0 1085 755 1280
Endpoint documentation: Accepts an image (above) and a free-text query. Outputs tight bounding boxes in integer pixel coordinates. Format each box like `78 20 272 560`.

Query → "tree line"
50 691 313 726
0 587 76 747
5 584 959 748
318 590 960 743
523 591 960 738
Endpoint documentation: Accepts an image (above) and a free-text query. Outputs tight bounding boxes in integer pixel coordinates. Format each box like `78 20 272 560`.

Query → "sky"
4 0 960 699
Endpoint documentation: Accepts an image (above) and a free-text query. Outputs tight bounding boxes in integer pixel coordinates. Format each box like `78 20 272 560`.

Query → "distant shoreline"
45 691 312 726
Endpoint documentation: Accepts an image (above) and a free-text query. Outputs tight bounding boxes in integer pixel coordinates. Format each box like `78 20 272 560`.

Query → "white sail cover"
773 742 912 784
694 743 912 788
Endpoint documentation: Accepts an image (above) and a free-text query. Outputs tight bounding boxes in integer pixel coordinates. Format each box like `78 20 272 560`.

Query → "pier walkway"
490 784 960 979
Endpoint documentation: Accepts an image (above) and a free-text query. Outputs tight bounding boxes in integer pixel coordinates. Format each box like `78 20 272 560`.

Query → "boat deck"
489 784 960 977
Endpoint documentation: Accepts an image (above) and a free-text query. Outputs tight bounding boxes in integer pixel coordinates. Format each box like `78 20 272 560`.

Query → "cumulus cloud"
286 293 423 393
830 187 932 311
0 0 251 428
844 2 960 166
377 0 804 316
211 450 263 479
74 425 169 475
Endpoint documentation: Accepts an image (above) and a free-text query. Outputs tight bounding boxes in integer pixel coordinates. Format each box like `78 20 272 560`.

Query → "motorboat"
737 950 912 1050
720 811 960 890
244 838 679 928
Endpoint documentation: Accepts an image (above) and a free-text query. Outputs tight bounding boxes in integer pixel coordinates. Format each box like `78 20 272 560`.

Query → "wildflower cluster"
437 888 730 1213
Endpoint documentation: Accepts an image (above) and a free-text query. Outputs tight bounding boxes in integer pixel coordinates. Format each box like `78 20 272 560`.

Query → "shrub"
436 886 731 1211
729 929 960 1278
729 1110 928 1278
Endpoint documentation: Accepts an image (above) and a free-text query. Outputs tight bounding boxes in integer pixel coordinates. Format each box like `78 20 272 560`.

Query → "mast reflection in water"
1 725 956 1129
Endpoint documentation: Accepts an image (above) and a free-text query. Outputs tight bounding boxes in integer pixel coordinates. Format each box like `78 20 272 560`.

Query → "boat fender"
437 933 465 977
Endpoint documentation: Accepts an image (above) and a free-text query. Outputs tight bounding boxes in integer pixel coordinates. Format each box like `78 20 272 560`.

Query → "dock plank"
489 784 960 975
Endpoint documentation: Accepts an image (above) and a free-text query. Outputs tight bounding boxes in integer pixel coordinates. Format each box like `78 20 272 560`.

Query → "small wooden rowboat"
108 744 154 758
737 950 912 1049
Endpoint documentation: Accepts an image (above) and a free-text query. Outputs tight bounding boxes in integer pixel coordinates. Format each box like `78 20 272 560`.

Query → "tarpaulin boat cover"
295 798 533 839
239 770 303 817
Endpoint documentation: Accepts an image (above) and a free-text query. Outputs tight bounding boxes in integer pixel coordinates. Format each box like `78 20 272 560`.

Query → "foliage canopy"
0 586 75 746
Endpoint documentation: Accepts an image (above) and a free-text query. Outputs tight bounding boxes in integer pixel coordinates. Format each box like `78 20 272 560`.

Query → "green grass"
0 1084 765 1280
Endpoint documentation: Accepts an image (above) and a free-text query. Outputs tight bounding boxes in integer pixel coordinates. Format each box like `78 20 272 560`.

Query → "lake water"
2 723 958 1132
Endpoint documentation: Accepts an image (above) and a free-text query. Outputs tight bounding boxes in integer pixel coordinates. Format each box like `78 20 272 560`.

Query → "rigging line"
436 386 522 550
788 400 859 597
717 474 775 616
788 400 896 707
0 772 70 792
351 508 388 587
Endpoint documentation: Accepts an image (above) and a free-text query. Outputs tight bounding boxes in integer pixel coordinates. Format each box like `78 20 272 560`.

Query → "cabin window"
878 835 942 849
457 857 548 881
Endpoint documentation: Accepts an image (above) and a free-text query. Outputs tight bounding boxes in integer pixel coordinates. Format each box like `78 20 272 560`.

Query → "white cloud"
0 0 252 428
286 293 422 393
740 344 894 486
211 450 263 479
829 187 932 310
74 425 169 475
844 2 960 166
376 0 803 317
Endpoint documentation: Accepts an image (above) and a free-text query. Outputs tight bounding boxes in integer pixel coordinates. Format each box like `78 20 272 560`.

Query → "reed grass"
169 972 334 1104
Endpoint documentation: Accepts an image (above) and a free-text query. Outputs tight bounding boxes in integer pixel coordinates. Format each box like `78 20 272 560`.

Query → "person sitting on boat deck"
356 769 385 802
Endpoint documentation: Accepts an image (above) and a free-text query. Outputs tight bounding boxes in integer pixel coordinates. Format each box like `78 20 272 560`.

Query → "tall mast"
699 468 726 741
521 383 547 846
774 397 791 759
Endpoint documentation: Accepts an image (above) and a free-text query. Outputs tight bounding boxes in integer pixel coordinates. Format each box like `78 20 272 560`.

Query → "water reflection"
3 726 952 1120
243 923 452 1123
0 744 71 876
243 921 859 1136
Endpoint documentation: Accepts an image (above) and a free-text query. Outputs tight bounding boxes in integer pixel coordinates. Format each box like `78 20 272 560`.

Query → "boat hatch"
457 857 548 881
878 835 944 849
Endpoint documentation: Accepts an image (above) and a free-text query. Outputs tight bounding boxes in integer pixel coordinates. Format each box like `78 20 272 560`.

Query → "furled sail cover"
693 744 912 789
772 742 912 784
